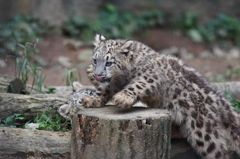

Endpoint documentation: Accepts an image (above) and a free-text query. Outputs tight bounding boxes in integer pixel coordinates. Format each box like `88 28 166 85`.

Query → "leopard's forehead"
69 90 95 102
93 39 126 59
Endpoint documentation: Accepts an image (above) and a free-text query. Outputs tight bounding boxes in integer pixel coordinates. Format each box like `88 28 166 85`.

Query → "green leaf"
44 86 57 93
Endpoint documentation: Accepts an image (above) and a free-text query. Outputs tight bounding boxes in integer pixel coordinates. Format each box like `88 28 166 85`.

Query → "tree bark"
0 126 71 159
0 93 67 119
0 75 25 94
71 105 171 159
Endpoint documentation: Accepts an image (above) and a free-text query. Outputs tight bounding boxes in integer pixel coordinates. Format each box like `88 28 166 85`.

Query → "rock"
58 56 71 67
160 47 178 56
25 123 39 130
227 48 240 60
35 55 48 67
160 47 194 60
0 59 6 68
78 49 93 62
199 50 215 59
179 48 194 60
63 39 85 49
213 46 226 58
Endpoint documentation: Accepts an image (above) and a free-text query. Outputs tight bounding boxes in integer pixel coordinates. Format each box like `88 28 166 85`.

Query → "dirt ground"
1 29 240 87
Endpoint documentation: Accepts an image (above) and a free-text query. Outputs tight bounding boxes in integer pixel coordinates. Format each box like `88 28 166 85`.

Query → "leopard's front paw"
112 92 135 109
82 96 101 108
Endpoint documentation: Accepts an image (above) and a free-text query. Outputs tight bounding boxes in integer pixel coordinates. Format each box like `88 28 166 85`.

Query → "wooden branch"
71 106 171 159
0 126 71 159
0 93 67 119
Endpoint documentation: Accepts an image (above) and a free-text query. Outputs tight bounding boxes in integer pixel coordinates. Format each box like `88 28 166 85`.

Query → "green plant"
62 4 164 41
28 110 71 131
225 68 240 80
15 41 46 93
209 76 226 83
170 12 240 46
0 114 26 128
63 68 81 86
62 17 91 41
171 11 203 42
0 15 55 56
0 111 71 131
205 14 240 46
44 86 57 93
225 85 240 112
209 68 240 82
171 11 199 31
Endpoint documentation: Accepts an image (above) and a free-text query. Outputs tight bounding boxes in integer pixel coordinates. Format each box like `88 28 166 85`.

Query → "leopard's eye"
93 59 97 65
105 61 113 67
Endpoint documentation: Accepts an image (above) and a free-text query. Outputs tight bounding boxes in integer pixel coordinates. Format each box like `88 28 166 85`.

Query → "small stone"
199 50 214 59
25 123 39 130
179 48 194 60
63 39 84 49
213 46 225 58
227 48 240 60
0 59 7 68
35 55 48 67
160 47 178 56
78 49 93 62
58 56 71 67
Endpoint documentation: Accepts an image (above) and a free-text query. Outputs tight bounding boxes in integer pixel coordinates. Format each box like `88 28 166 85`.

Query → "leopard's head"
72 81 95 96
91 34 134 83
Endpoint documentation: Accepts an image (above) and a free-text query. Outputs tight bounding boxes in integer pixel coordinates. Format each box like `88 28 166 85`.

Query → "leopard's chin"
101 77 111 83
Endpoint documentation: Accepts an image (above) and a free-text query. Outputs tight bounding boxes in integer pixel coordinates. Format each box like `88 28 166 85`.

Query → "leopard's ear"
93 34 106 47
120 40 133 56
72 81 83 92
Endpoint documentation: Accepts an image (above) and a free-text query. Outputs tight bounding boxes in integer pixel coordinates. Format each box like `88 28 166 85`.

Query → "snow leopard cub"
82 34 240 159
59 81 96 119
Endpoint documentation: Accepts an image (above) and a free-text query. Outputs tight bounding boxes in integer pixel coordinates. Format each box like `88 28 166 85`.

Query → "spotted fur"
59 81 96 119
83 34 240 159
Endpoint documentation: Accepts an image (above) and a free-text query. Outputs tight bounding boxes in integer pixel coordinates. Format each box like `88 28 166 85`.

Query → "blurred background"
0 0 240 88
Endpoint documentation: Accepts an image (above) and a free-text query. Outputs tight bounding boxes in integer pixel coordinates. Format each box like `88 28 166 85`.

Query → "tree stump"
0 75 25 94
71 106 171 159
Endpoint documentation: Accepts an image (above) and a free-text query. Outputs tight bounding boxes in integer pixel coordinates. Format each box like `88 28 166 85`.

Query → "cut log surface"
0 93 67 119
0 126 71 159
71 105 171 159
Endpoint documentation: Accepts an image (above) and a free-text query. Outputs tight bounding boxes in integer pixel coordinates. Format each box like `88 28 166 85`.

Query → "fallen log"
0 82 239 120
71 105 171 159
0 93 67 119
0 126 71 159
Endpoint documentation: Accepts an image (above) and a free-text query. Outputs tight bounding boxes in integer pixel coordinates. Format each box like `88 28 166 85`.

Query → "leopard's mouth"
95 76 111 83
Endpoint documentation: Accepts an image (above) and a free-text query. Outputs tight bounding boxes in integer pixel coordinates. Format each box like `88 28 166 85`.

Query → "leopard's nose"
93 72 102 77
